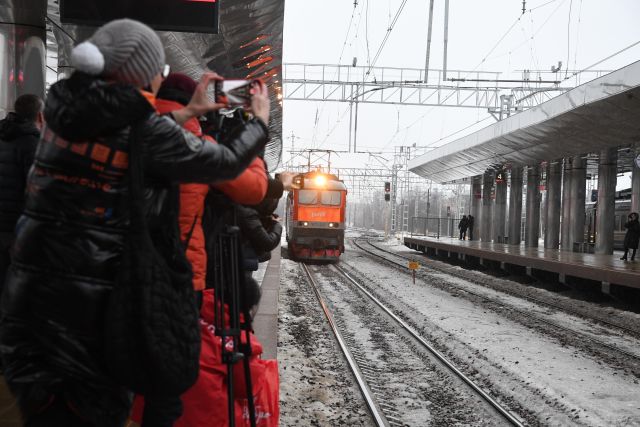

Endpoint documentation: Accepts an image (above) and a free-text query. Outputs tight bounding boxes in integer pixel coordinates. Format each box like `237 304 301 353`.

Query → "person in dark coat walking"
467 214 475 241
0 19 270 427
458 215 469 240
0 95 43 291
621 212 640 261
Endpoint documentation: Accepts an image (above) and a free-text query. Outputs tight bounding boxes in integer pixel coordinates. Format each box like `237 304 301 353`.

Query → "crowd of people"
0 18 290 427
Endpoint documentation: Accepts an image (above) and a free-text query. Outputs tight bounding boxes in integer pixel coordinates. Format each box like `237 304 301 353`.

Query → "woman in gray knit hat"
0 19 270 427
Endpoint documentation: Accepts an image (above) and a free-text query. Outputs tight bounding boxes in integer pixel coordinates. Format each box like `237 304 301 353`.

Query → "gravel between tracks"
342 243 640 426
311 264 512 426
278 257 374 426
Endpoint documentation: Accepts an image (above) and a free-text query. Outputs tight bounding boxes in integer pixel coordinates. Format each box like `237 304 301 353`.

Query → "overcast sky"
281 0 640 176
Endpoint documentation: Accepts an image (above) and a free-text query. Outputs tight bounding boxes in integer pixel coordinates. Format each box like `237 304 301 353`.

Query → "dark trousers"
468 227 474 241
459 229 467 240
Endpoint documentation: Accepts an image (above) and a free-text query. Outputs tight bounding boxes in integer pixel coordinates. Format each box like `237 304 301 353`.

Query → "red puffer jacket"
155 99 268 290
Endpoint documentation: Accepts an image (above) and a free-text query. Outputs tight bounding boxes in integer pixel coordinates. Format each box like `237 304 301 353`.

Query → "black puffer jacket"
238 204 282 271
0 73 268 425
0 113 38 232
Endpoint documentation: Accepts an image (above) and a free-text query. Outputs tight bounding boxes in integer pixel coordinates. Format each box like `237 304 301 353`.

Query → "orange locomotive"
285 172 347 261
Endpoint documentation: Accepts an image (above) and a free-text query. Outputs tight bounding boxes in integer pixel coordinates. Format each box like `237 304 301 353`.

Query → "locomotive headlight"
314 175 327 187
329 223 334 228
303 222 308 226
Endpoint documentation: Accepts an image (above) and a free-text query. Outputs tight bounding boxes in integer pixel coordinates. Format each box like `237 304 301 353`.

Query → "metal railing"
410 216 465 239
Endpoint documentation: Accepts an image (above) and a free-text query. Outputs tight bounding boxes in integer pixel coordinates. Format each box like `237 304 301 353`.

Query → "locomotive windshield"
321 191 342 206
298 190 342 206
298 190 319 205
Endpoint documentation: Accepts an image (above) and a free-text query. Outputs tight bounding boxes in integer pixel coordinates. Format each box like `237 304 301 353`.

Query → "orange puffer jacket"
156 99 268 290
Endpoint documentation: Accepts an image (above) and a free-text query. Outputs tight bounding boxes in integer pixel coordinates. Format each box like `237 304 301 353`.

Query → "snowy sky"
282 0 640 177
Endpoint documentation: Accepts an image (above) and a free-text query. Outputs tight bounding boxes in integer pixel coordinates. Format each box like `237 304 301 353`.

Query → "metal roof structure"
46 0 284 171
409 61 640 183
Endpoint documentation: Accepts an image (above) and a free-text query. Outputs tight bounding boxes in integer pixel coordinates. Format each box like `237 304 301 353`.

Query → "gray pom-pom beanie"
71 19 165 88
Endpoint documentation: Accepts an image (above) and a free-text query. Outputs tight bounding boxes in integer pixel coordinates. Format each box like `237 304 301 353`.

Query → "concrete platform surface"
405 236 640 289
253 246 281 360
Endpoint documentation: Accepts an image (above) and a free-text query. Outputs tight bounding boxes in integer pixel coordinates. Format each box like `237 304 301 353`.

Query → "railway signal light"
384 181 391 201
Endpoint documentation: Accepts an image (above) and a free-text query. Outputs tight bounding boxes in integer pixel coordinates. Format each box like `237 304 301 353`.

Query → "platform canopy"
409 61 640 183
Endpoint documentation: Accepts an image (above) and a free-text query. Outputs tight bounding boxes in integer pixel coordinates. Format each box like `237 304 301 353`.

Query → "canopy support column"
544 160 562 249
508 167 523 245
481 170 494 242
525 165 541 247
569 155 586 251
595 148 618 254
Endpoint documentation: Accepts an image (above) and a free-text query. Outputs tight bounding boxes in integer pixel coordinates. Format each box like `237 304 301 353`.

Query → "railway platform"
404 236 640 291
253 247 282 360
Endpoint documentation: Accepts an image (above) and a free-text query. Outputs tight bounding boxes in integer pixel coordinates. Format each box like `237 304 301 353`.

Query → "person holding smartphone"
0 19 270 427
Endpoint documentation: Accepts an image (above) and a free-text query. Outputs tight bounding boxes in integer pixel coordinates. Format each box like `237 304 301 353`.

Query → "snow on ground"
277 257 374 426
378 237 640 335
311 264 510 426
341 248 640 426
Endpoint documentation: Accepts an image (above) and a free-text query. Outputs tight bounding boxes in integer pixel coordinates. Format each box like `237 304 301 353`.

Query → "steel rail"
364 239 640 338
300 263 389 427
354 239 640 362
331 263 524 427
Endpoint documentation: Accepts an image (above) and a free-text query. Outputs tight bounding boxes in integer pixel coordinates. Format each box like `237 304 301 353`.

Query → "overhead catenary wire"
312 2 359 147
564 38 640 82
482 0 566 64
417 116 494 150
572 0 584 72
365 0 409 78
564 0 573 79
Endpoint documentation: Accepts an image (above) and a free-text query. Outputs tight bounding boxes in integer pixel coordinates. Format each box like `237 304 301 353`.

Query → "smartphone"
215 80 253 107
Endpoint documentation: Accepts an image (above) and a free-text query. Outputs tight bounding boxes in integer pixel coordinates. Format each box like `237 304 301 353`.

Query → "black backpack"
104 125 200 396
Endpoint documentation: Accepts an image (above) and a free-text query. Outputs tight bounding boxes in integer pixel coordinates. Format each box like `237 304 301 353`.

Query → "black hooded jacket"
0 113 38 232
0 73 268 425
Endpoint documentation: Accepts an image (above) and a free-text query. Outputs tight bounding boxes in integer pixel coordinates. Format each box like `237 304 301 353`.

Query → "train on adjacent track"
585 198 632 250
285 172 347 262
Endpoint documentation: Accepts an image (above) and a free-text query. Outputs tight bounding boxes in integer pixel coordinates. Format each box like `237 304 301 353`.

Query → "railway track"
363 238 640 338
301 262 524 427
352 238 640 363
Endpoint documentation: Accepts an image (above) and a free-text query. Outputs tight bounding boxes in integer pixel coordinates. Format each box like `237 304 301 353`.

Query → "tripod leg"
241 318 257 427
227 357 236 427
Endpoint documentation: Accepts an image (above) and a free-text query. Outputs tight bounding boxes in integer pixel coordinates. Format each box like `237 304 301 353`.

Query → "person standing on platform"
0 95 43 292
467 214 475 241
458 215 469 240
621 212 640 261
